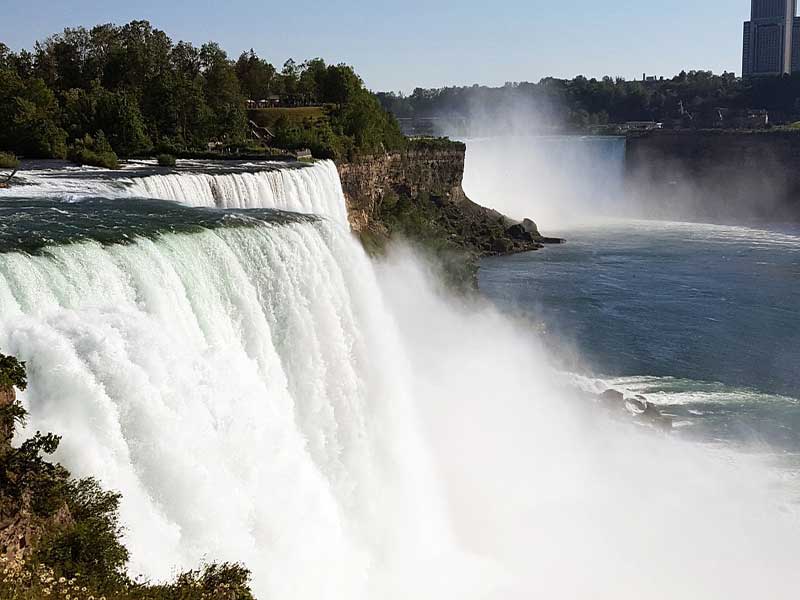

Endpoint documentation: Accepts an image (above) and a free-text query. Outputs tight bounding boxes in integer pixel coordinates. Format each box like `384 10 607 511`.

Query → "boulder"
506 223 534 242
521 218 540 236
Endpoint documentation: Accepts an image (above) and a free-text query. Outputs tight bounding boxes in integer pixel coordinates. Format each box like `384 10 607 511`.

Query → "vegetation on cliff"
341 138 547 289
0 353 254 600
0 21 403 162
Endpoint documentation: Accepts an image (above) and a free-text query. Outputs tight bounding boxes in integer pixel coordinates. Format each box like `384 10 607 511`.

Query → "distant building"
743 0 800 76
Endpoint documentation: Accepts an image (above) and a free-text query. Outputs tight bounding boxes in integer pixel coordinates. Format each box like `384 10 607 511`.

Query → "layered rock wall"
625 131 800 221
336 144 552 256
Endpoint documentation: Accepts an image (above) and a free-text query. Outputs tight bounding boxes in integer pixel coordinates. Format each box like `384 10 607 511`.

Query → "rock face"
336 142 560 257
625 130 800 221
597 388 673 432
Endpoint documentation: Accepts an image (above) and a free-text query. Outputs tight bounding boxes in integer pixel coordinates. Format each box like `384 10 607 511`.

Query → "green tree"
323 63 362 106
236 50 277 100
201 43 246 142
0 69 67 157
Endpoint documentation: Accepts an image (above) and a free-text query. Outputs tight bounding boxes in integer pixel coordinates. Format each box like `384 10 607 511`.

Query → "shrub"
0 151 20 170
157 153 177 167
0 353 27 390
68 132 120 169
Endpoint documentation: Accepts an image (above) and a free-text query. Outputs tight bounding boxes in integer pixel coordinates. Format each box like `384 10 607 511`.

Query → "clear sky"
1 0 752 92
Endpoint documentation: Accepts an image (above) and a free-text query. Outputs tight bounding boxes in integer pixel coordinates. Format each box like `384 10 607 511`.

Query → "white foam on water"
0 163 799 599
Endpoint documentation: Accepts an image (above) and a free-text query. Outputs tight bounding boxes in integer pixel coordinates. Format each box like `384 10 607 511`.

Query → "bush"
68 132 120 169
157 153 177 167
0 353 27 389
0 151 20 169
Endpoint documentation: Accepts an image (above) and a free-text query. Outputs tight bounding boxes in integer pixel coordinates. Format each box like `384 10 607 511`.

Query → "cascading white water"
128 161 350 223
0 160 349 225
1 163 800 599
0 220 463 599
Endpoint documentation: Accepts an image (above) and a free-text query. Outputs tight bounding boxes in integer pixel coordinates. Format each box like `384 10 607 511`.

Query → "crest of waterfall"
0 160 349 225
128 161 350 223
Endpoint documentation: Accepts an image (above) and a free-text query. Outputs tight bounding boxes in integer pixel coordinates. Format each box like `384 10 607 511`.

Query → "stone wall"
625 130 800 221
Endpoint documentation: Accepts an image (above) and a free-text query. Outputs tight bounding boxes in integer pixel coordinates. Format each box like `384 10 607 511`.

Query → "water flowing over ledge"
1 155 800 599
128 160 350 224
1 159 349 225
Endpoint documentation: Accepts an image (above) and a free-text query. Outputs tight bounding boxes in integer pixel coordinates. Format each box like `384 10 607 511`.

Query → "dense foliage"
0 353 254 599
378 70 800 131
0 21 404 161
0 152 20 170
157 153 177 167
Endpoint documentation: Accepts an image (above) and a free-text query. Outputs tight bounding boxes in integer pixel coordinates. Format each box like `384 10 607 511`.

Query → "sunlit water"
480 220 800 462
3 159 800 598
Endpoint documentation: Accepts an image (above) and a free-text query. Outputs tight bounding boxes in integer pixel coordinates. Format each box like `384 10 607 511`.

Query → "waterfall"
1 162 799 599
0 160 349 225
128 161 350 224
0 220 457 599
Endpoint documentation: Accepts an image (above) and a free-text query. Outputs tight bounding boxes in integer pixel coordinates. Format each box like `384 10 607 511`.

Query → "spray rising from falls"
1 164 799 599
462 136 628 228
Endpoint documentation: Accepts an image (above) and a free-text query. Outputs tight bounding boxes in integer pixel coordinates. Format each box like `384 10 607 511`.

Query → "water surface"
480 220 800 454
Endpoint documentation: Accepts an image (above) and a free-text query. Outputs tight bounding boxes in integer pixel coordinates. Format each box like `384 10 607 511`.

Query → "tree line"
378 70 800 131
0 20 404 162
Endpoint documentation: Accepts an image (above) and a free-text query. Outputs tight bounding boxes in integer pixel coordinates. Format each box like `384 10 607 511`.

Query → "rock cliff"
336 141 556 259
626 130 800 221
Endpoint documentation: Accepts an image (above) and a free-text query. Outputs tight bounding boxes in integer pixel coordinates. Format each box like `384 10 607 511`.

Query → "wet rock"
599 389 625 408
641 402 674 431
521 218 539 235
596 388 672 431
625 397 647 414
506 223 534 242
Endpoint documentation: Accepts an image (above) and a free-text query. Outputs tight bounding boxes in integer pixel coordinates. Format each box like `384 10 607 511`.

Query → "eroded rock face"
337 146 546 256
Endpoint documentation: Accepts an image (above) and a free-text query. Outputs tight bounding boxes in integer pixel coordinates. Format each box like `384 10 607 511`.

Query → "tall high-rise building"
743 0 800 75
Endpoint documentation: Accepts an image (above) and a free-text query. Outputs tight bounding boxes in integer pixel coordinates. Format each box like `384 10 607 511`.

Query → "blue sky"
1 0 752 92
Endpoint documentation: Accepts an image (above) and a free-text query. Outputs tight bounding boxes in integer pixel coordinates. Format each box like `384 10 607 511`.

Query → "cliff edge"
336 139 558 286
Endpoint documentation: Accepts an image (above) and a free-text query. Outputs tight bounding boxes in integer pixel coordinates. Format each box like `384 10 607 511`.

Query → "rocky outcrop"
625 130 800 221
597 388 673 432
337 142 561 257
